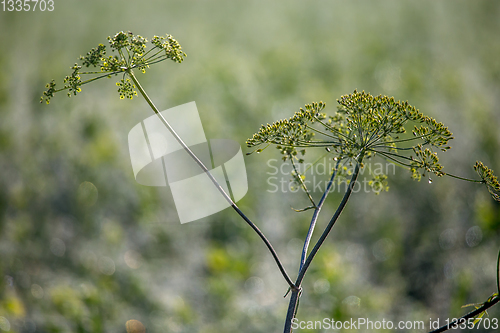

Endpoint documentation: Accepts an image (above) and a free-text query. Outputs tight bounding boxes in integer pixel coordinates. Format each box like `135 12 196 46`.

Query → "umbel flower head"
475 162 500 201
41 31 186 104
247 90 499 200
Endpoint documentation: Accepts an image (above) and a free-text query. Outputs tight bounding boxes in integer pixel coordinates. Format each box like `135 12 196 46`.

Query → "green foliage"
40 31 186 104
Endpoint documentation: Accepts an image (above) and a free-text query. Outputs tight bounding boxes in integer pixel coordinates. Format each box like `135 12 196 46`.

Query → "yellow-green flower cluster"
247 90 456 195
474 161 500 201
41 80 56 104
151 34 186 63
80 44 106 67
368 174 389 195
116 78 137 100
410 145 443 181
41 31 186 104
108 31 132 51
246 102 325 160
63 64 83 97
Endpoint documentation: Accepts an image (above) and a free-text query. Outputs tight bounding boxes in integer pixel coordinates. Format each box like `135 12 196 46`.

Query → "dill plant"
247 91 500 333
43 31 500 333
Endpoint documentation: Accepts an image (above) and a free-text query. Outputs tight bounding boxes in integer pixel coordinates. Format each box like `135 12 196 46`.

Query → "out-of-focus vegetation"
0 1 499 332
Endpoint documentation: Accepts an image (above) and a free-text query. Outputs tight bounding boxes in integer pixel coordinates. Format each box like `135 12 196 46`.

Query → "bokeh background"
1 0 500 332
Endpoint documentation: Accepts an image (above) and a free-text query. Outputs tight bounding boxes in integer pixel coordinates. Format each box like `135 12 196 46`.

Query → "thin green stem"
304 152 331 174
372 149 414 161
443 172 484 183
124 47 132 66
264 142 337 149
78 71 115 75
299 158 341 270
118 49 128 67
365 115 390 147
290 155 316 207
428 295 500 333
381 132 432 145
295 140 341 147
355 109 365 144
126 69 296 290
138 57 171 67
299 139 341 144
306 124 343 141
313 118 355 144
231 205 297 290
139 45 158 60
143 48 165 62
497 248 500 294
374 145 416 151
53 71 122 94
128 69 231 201
364 104 401 147
292 205 316 212
373 150 413 168
377 156 412 171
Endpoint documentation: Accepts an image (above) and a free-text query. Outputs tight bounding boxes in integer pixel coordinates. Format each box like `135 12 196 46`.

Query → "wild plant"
43 31 500 333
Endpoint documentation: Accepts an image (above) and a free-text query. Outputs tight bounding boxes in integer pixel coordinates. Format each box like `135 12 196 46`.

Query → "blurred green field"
1 1 500 332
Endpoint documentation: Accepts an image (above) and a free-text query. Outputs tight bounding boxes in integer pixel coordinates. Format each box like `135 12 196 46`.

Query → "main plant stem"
127 69 296 289
284 160 362 333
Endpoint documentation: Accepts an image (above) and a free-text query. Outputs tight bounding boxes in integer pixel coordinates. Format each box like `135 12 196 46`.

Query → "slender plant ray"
364 114 390 146
442 172 485 183
373 150 413 167
375 154 412 170
312 118 356 144
370 144 418 151
305 124 348 142
370 149 415 162
289 154 316 207
372 132 433 145
299 158 342 270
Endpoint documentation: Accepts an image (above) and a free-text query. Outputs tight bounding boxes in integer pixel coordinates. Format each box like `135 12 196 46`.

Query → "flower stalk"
42 31 296 291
